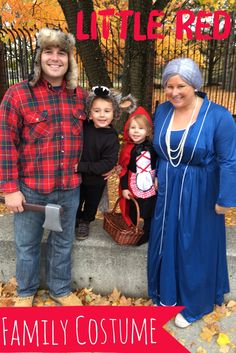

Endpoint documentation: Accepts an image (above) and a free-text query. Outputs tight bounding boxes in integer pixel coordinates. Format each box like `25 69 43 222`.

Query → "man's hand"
215 203 229 215
4 191 26 213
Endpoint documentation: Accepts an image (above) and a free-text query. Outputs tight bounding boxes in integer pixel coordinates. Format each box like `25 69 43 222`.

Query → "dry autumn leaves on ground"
0 278 236 353
0 175 236 353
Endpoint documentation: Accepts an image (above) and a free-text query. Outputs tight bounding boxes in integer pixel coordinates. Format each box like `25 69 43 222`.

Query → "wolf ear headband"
89 85 137 118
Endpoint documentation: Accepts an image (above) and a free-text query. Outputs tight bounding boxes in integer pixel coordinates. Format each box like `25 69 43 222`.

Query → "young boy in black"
76 86 136 240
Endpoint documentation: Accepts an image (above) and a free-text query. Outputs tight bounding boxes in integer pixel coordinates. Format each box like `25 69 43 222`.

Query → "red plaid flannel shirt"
0 79 87 194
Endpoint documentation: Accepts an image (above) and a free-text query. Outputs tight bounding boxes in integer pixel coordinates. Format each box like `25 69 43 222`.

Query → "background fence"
0 23 235 115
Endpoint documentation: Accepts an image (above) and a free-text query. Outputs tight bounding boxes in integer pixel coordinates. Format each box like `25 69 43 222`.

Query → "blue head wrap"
162 58 203 90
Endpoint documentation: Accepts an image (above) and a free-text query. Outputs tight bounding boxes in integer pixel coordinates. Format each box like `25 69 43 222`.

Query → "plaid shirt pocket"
23 110 50 140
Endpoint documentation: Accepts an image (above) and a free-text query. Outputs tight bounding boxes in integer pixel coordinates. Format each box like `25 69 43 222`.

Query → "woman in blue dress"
148 58 236 328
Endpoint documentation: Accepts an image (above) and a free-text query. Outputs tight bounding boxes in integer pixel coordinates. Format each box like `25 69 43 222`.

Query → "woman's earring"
194 89 198 93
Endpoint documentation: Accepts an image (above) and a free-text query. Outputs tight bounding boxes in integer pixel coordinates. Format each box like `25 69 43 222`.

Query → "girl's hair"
128 114 153 141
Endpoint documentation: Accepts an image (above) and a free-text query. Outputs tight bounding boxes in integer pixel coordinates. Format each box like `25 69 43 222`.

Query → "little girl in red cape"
119 106 157 245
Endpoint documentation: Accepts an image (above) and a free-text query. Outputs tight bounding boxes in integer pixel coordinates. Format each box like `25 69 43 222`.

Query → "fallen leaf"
133 298 144 306
44 299 56 306
89 294 102 305
215 304 228 318
227 300 236 309
92 296 111 306
206 321 221 335
226 301 236 313
197 346 207 353
119 295 132 306
108 287 121 303
200 326 216 342
203 311 221 323
85 294 92 303
143 299 153 306
0 298 14 307
2 277 17 296
217 333 231 346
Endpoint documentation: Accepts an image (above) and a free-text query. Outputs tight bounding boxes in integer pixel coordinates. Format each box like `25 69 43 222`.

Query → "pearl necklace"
165 96 198 167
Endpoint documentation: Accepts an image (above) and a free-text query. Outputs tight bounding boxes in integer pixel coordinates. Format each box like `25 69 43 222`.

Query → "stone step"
0 214 235 300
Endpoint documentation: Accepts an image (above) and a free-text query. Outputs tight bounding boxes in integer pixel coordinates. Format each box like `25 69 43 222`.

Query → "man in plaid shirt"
0 28 87 306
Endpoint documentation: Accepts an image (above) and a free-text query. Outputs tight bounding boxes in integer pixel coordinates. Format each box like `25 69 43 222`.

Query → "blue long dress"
148 93 236 323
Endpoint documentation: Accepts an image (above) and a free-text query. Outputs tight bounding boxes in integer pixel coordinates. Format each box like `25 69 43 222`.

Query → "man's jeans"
14 182 80 297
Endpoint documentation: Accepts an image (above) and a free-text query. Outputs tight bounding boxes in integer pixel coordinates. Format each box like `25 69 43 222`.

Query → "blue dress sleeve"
214 108 236 206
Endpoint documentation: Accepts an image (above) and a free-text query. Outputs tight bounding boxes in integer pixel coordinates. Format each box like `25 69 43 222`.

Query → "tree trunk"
58 0 112 87
121 0 153 113
58 0 172 130
121 0 170 112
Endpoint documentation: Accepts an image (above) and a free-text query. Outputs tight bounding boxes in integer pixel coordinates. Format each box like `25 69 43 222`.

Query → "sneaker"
14 295 34 307
49 292 82 306
75 221 90 240
174 313 191 328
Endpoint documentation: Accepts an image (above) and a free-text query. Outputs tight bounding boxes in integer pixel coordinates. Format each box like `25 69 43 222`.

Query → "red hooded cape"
118 106 153 225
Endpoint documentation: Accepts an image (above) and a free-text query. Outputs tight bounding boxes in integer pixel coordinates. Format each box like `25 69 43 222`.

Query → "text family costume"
148 93 236 322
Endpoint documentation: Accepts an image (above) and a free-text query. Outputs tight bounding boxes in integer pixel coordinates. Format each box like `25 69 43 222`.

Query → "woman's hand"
215 204 229 215
122 189 133 200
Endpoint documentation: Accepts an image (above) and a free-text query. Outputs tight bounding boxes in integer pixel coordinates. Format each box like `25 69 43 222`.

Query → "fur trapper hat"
29 28 78 89
86 86 137 120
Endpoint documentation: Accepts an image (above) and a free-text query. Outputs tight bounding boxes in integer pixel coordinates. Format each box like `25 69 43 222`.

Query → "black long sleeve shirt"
77 120 120 185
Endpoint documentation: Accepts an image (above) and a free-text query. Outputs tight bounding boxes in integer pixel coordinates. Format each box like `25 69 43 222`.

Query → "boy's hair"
128 114 153 141
88 95 116 119
86 86 137 120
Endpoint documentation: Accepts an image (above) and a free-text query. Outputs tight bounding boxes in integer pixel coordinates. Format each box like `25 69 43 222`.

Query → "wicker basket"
103 197 144 245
